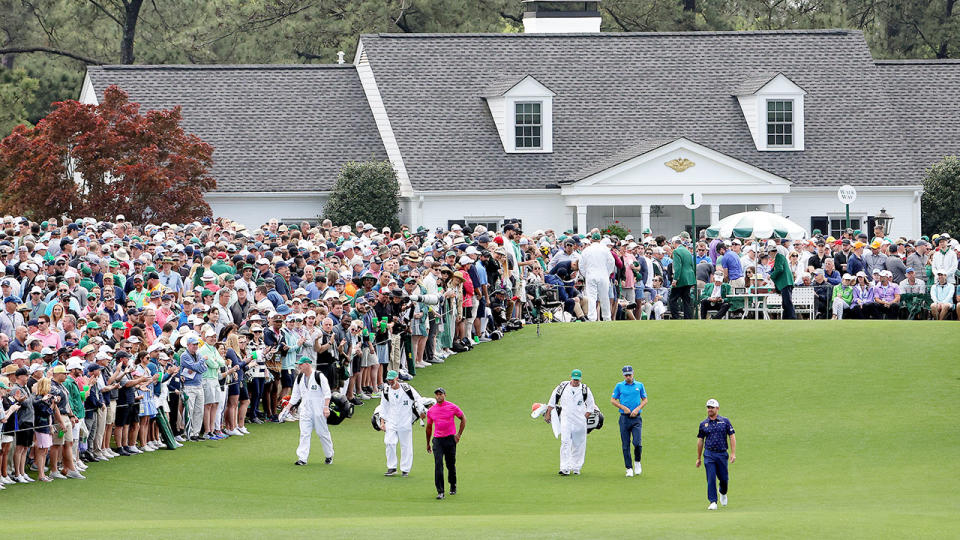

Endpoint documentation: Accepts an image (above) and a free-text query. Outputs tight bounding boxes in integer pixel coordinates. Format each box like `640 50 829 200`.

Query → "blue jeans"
703 449 729 503
618 415 642 468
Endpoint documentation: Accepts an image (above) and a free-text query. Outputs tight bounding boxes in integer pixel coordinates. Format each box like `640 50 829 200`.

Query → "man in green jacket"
699 272 733 319
768 244 796 319
669 237 696 319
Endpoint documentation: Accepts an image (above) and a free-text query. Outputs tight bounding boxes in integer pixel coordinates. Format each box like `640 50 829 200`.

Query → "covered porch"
559 138 791 236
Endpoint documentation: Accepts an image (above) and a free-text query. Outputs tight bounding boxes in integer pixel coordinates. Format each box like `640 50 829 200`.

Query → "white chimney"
522 0 602 33
337 51 345 64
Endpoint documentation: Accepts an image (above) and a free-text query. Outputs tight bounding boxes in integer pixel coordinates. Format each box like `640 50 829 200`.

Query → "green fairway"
7 321 960 539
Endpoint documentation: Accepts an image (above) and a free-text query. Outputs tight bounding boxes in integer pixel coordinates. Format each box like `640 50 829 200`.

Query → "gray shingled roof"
876 60 960 179
85 65 387 192
359 30 930 191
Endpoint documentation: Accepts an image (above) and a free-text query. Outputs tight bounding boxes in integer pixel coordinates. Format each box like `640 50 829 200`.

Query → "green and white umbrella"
705 211 807 240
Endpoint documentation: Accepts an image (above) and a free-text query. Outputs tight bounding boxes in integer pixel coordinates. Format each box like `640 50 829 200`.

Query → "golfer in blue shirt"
696 398 736 510
611 366 647 477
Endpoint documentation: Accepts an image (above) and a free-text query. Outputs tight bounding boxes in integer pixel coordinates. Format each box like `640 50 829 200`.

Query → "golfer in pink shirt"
425 387 465 499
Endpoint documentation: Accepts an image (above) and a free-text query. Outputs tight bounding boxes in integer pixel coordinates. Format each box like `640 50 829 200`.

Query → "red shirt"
427 400 463 438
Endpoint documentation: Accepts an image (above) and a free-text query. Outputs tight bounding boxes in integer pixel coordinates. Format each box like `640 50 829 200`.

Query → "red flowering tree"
0 85 215 223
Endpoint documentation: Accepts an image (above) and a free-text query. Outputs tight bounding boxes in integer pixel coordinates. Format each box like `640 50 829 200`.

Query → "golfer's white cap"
706 399 719 408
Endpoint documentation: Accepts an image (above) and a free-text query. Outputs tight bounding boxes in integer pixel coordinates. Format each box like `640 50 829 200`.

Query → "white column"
640 204 650 233
576 205 588 234
773 202 783 215
709 204 720 226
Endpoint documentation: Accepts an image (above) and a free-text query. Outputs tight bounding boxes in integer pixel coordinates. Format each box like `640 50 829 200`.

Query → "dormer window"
483 75 554 153
735 73 805 151
515 102 542 149
766 100 793 147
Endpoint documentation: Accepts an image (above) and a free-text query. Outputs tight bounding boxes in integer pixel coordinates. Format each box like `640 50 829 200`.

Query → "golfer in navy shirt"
611 365 647 477
696 398 736 510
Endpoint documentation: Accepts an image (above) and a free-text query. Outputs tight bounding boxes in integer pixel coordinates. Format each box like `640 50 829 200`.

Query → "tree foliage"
0 68 40 135
921 156 960 236
0 85 215 223
323 161 400 230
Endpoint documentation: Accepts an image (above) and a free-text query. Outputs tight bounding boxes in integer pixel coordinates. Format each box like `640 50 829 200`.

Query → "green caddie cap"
296 356 312 365
571 369 582 380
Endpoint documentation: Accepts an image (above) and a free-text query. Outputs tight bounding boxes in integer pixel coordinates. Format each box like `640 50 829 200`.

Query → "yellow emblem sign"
665 158 695 173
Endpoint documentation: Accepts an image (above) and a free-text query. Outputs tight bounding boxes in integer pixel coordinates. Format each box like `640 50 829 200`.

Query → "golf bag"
586 410 604 433
326 392 352 425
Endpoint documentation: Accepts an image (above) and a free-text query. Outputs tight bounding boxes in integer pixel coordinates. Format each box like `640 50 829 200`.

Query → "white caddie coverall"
579 241 616 321
379 382 423 473
292 370 334 463
548 381 596 473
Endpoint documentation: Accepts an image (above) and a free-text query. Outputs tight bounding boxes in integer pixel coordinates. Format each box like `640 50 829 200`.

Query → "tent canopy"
706 211 807 240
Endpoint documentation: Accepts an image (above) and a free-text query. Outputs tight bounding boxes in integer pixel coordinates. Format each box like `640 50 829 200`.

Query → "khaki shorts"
361 348 377 368
106 401 117 424
203 379 219 405
52 418 74 445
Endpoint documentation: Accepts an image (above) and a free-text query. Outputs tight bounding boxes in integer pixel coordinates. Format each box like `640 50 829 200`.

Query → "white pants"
297 410 334 462
832 298 849 319
642 301 667 320
215 384 227 431
559 419 587 473
385 428 413 473
584 277 611 321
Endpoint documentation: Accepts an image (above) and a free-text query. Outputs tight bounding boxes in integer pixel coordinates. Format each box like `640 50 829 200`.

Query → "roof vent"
522 1 601 33
337 51 345 64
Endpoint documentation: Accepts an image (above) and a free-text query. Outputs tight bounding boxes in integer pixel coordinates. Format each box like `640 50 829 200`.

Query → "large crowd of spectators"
0 213 957 487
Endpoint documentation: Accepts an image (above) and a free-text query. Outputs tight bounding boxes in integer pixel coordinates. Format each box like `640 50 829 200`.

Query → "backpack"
554 382 589 416
294 370 325 389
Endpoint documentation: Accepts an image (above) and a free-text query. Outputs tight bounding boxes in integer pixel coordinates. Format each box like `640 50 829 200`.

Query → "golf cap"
385 370 398 381
622 366 633 375
706 398 719 408
906 267 915 274
571 369 582 380
296 356 312 365
434 387 446 395
51 365 67 374
184 336 200 345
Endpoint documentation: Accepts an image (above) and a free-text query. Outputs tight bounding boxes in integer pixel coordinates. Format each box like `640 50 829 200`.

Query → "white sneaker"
720 493 727 506
16 474 30 483
239 427 250 434
634 462 642 475
142 444 156 452
227 429 241 436
1 476 13 484
625 468 634 477
66 470 86 479
707 502 718 510
50 471 67 480
77 462 88 471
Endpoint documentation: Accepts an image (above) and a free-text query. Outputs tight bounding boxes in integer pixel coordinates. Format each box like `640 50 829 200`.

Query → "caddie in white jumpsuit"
379 370 425 476
545 369 596 475
579 236 616 321
288 357 334 466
